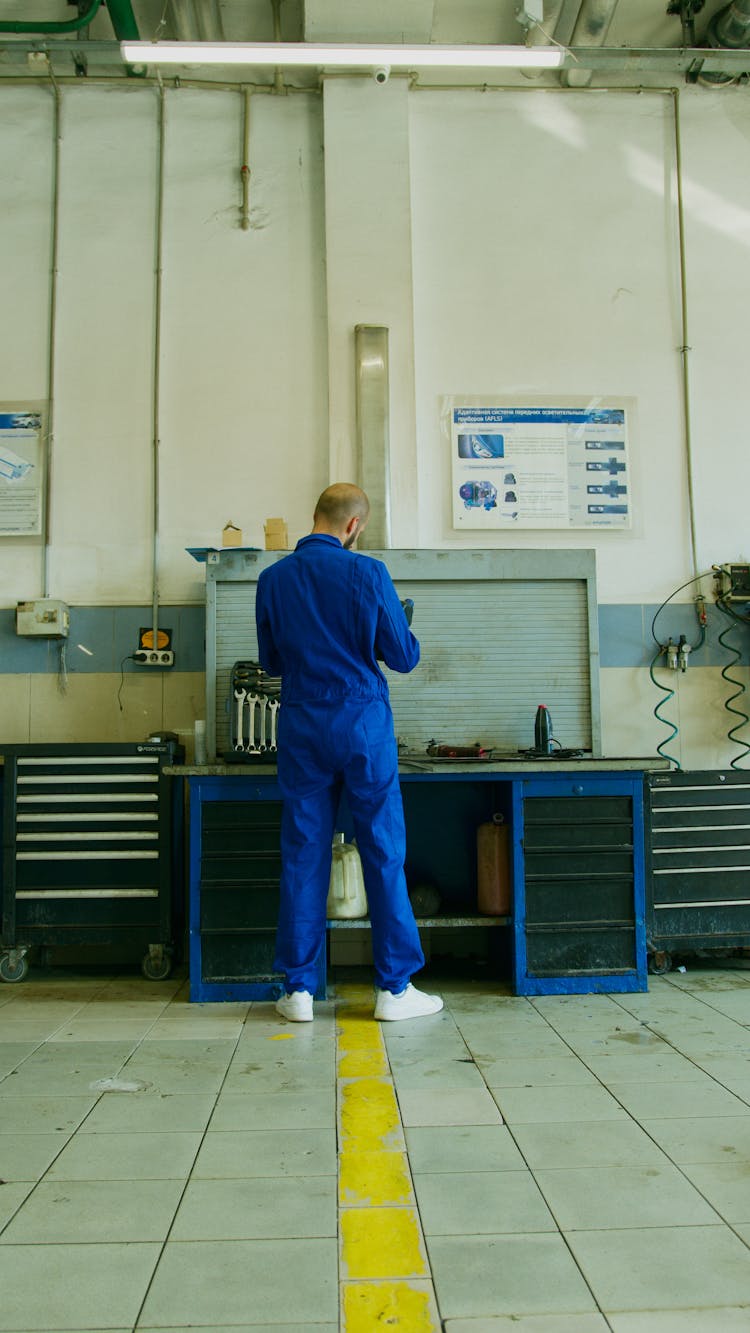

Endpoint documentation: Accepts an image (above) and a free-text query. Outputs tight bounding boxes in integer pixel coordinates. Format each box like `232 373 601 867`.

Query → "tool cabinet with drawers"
1 742 183 982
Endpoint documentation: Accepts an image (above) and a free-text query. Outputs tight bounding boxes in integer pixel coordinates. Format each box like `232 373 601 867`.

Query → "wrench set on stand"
226 660 280 763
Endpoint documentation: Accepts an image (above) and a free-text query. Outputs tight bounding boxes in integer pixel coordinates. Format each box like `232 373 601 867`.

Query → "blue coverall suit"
255 533 425 995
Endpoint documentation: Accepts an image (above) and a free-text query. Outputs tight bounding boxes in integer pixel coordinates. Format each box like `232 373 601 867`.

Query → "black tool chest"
199 796 285 987
645 769 750 971
519 777 644 990
1 742 182 983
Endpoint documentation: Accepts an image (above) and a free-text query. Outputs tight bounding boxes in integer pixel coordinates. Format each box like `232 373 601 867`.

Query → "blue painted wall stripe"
0 603 745 672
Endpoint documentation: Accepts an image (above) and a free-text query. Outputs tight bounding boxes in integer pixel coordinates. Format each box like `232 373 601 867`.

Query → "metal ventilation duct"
562 0 620 87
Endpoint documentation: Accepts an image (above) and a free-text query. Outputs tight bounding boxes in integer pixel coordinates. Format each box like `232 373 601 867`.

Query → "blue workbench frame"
187 768 648 1002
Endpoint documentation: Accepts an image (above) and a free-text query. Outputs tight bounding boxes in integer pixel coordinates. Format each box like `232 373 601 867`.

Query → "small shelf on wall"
327 916 510 929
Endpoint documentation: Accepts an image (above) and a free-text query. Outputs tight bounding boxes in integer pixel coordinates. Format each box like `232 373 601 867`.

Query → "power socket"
133 649 175 668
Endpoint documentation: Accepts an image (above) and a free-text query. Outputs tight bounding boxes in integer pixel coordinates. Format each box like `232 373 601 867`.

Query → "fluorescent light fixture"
120 41 564 70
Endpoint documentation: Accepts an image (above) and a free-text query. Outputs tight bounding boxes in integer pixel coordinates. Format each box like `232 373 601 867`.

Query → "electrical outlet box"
133 649 175 668
715 564 750 602
16 599 69 638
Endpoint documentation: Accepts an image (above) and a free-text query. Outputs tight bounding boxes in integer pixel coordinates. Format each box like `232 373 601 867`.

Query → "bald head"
313 484 370 549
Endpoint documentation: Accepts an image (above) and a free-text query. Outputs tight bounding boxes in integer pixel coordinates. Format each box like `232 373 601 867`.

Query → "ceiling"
0 0 748 85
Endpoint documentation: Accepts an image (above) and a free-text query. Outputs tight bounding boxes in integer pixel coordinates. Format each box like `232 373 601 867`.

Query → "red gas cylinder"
477 813 511 916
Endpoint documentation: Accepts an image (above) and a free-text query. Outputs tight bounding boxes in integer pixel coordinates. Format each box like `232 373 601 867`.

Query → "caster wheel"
141 952 172 981
648 950 673 976
0 953 29 983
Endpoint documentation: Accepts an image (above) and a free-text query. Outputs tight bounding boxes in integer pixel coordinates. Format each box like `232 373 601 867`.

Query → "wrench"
245 693 261 754
268 698 279 752
258 696 268 752
234 688 246 751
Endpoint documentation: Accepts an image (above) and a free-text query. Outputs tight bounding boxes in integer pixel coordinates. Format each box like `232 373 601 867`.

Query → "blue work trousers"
273 697 425 994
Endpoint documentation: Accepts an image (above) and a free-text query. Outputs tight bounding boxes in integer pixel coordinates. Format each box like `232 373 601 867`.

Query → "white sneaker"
275 990 314 1022
374 983 444 1022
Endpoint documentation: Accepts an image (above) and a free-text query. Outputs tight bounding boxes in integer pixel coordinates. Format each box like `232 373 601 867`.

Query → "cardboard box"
222 521 242 547
264 517 288 551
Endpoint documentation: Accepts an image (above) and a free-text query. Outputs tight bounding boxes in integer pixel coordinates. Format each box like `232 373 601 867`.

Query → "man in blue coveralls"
255 482 444 1023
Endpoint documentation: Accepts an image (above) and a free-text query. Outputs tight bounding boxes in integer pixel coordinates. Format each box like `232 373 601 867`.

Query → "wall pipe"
0 0 101 35
671 87 700 581
562 0 621 87
151 84 166 651
240 88 252 230
42 81 62 598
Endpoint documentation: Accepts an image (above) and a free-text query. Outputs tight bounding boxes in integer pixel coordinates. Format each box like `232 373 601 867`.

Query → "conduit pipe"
0 0 101 33
150 85 166 654
671 88 700 580
43 82 61 598
562 0 620 87
167 0 225 44
240 89 252 230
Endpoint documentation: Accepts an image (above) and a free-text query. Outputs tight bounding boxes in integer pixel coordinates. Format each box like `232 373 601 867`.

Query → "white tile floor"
1 965 750 1329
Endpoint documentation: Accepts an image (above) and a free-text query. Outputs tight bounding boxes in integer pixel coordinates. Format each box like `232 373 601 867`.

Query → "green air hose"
649 646 681 769
716 603 750 770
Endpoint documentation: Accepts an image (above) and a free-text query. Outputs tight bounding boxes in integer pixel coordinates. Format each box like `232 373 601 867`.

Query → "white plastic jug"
326 832 368 919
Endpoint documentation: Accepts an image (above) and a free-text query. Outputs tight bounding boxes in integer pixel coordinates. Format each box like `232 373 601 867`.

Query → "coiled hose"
716 603 750 770
649 646 681 770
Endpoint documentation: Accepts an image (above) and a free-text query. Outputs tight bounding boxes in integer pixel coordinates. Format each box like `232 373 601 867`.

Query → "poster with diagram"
0 407 44 536
445 397 632 530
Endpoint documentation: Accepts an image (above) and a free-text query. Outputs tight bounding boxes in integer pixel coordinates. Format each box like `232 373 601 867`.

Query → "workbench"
172 757 664 1002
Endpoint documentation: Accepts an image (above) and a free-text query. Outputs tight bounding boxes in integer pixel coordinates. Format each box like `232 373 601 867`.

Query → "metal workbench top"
165 757 668 777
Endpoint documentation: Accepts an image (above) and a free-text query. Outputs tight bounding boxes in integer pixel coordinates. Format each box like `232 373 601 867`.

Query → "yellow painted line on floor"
336 983 441 1333
343 1281 437 1332
267 1033 295 1040
341 1206 426 1280
339 1077 402 1151
337 1046 388 1078
339 1149 413 1207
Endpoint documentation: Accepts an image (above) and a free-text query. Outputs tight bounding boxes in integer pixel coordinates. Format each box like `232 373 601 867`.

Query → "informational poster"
446 396 632 530
0 408 44 536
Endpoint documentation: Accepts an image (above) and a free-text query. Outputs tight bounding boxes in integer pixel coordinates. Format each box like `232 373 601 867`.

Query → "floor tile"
0 1183 33 1232
0 1178 184 1243
427 1234 597 1319
389 1060 488 1091
79 1090 216 1133
608 1311 750 1332
491 1085 627 1124
444 1318 609 1332
342 1279 441 1331
406 1125 526 1173
340 1206 428 1279
0 1045 40 1076
567 1224 750 1311
211 1088 335 1129
46 1130 202 1180
141 1327 337 1333
578 1052 708 1084
0 1095 95 1134
0 1133 70 1182
398 1088 503 1127
532 1163 721 1230
171 1176 337 1239
477 1057 599 1088
605 1080 750 1120
0 1242 159 1331
414 1170 556 1235
192 1127 337 1177
638 1115 750 1164
680 1161 750 1223
510 1119 668 1170
139 1239 338 1326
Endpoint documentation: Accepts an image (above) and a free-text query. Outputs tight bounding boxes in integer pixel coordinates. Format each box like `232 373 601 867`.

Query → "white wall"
1 78 749 765
0 84 328 607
